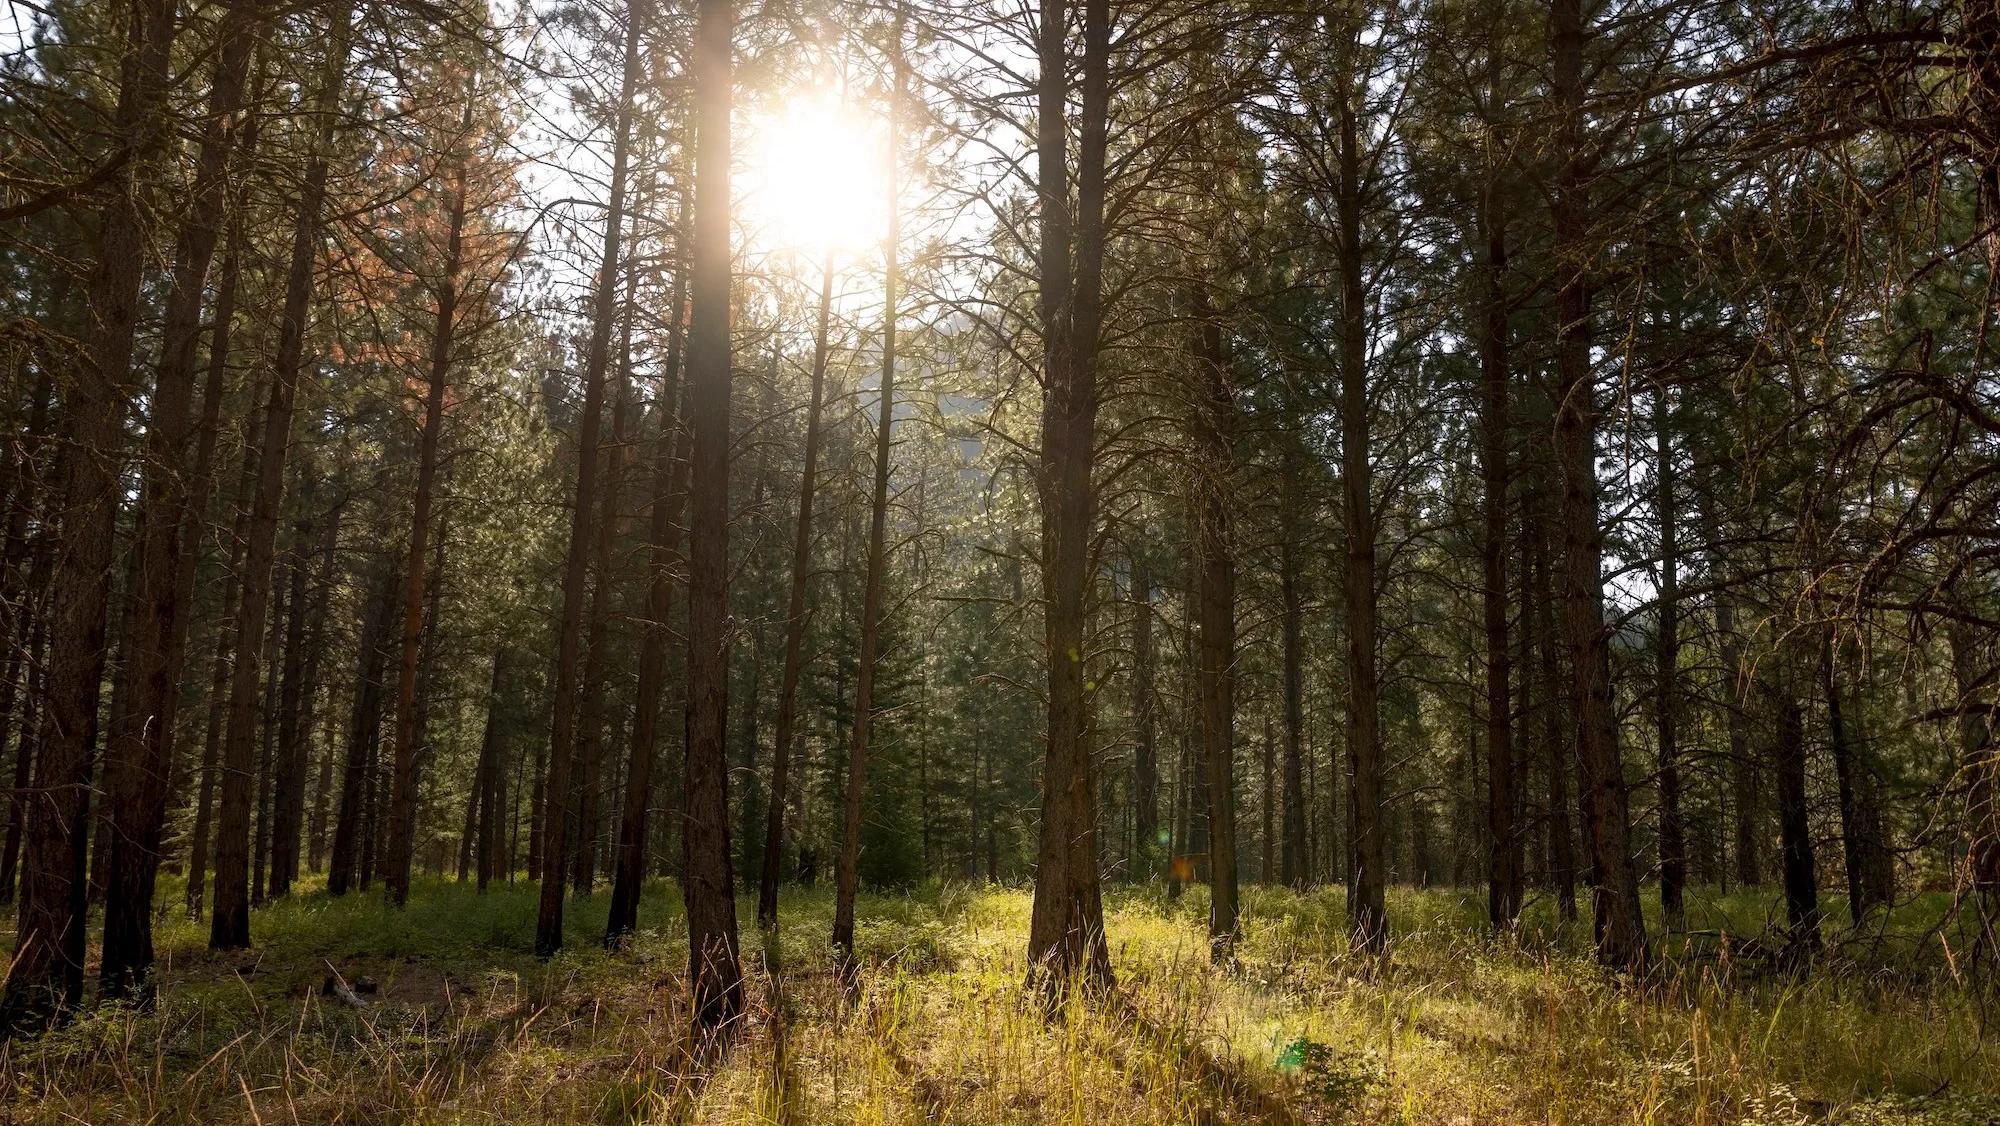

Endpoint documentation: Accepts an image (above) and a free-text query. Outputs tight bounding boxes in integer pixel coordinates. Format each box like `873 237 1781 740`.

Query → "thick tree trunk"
537 0 640 957
210 1 353 950
97 2 261 1004
1025 0 1112 991
832 49 902 973
385 119 471 907
681 0 744 1028
1 0 177 1032
1550 0 1647 973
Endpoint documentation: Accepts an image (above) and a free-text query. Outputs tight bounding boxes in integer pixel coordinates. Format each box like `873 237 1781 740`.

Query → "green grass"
2 876 1996 1123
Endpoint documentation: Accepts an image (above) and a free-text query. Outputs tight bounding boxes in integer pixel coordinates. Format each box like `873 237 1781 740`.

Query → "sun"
741 94 889 257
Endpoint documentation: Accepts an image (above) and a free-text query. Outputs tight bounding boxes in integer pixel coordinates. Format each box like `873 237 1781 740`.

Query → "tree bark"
1132 548 1161 882
608 262 687 943
385 101 472 907
97 1 261 1003
473 648 513 890
1771 682 1819 967
832 40 903 974
1279 454 1307 889
329 564 395 895
1025 0 1113 992
1 0 177 1032
756 253 831 925
1479 163 1519 932
269 489 340 895
536 0 640 957
1192 296 1238 962
1550 0 1647 973
680 0 744 1028
210 0 354 950
1655 389 1684 927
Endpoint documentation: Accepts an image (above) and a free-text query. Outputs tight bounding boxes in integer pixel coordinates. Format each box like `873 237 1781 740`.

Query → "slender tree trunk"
473 648 513 890
0 360 56 906
329 565 395 895
1655 389 1684 927
609 265 687 943
252 552 290 904
1948 619 1999 943
1279 456 1308 889
1025 0 1112 991
211 0 354 950
537 0 640 957
1479 169 1519 931
270 493 339 895
572 366 629 897
832 44 902 972
1550 0 1646 972
1771 681 1819 967
1 0 177 1031
1332 54 1386 955
756 256 833 927
385 109 472 906
1192 296 1239 962
681 0 744 1028
1132 549 1160 882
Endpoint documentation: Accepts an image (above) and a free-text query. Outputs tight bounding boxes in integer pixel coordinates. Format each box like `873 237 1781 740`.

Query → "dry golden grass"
2 877 1996 1124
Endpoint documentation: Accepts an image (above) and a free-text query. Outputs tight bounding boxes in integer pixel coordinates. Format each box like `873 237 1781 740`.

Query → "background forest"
2 0 2000 1119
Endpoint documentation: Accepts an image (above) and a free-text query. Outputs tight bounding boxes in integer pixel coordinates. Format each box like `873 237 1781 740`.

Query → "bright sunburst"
741 94 889 256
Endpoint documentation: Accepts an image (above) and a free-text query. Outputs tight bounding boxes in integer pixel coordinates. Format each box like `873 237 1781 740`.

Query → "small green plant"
1276 1036 1383 1111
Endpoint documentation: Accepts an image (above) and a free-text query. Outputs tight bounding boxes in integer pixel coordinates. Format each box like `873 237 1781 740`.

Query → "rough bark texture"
1550 0 1647 973
1025 0 1112 991
1479 174 1519 932
1193 300 1238 962
1772 684 1820 967
1655 390 1684 927
681 0 744 1028
98 0 260 1003
1 0 176 1032
210 2 353 950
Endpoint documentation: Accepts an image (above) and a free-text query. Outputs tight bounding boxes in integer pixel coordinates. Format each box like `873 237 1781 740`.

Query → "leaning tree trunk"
1025 0 1112 993
681 0 744 1029
755 255 831 927
536 0 640 957
1550 0 1647 973
211 0 353 950
1 0 177 1033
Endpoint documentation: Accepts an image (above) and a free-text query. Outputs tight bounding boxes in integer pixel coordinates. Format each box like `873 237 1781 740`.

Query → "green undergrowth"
2 877 1995 1123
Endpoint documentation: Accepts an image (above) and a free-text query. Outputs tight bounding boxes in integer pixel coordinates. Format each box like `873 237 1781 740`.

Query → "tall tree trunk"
757 255 832 927
211 0 354 950
537 0 640 957
1549 0 1646 972
1279 454 1307 889
572 366 629 897
0 358 56 906
681 0 744 1028
385 107 472 907
1025 0 1112 990
1655 389 1684 927
1192 297 1238 962
252 551 291 903
1131 548 1160 882
473 648 513 890
833 44 903 972
1 0 177 1031
1479 162 1519 931
97 3 261 1004
1823 637 1884 921
1948 618 1999 943
270 491 340 895
1333 50 1386 955
329 564 395 895
609 264 687 942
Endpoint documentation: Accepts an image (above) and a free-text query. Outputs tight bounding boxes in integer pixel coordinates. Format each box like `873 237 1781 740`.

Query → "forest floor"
2 878 1998 1124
